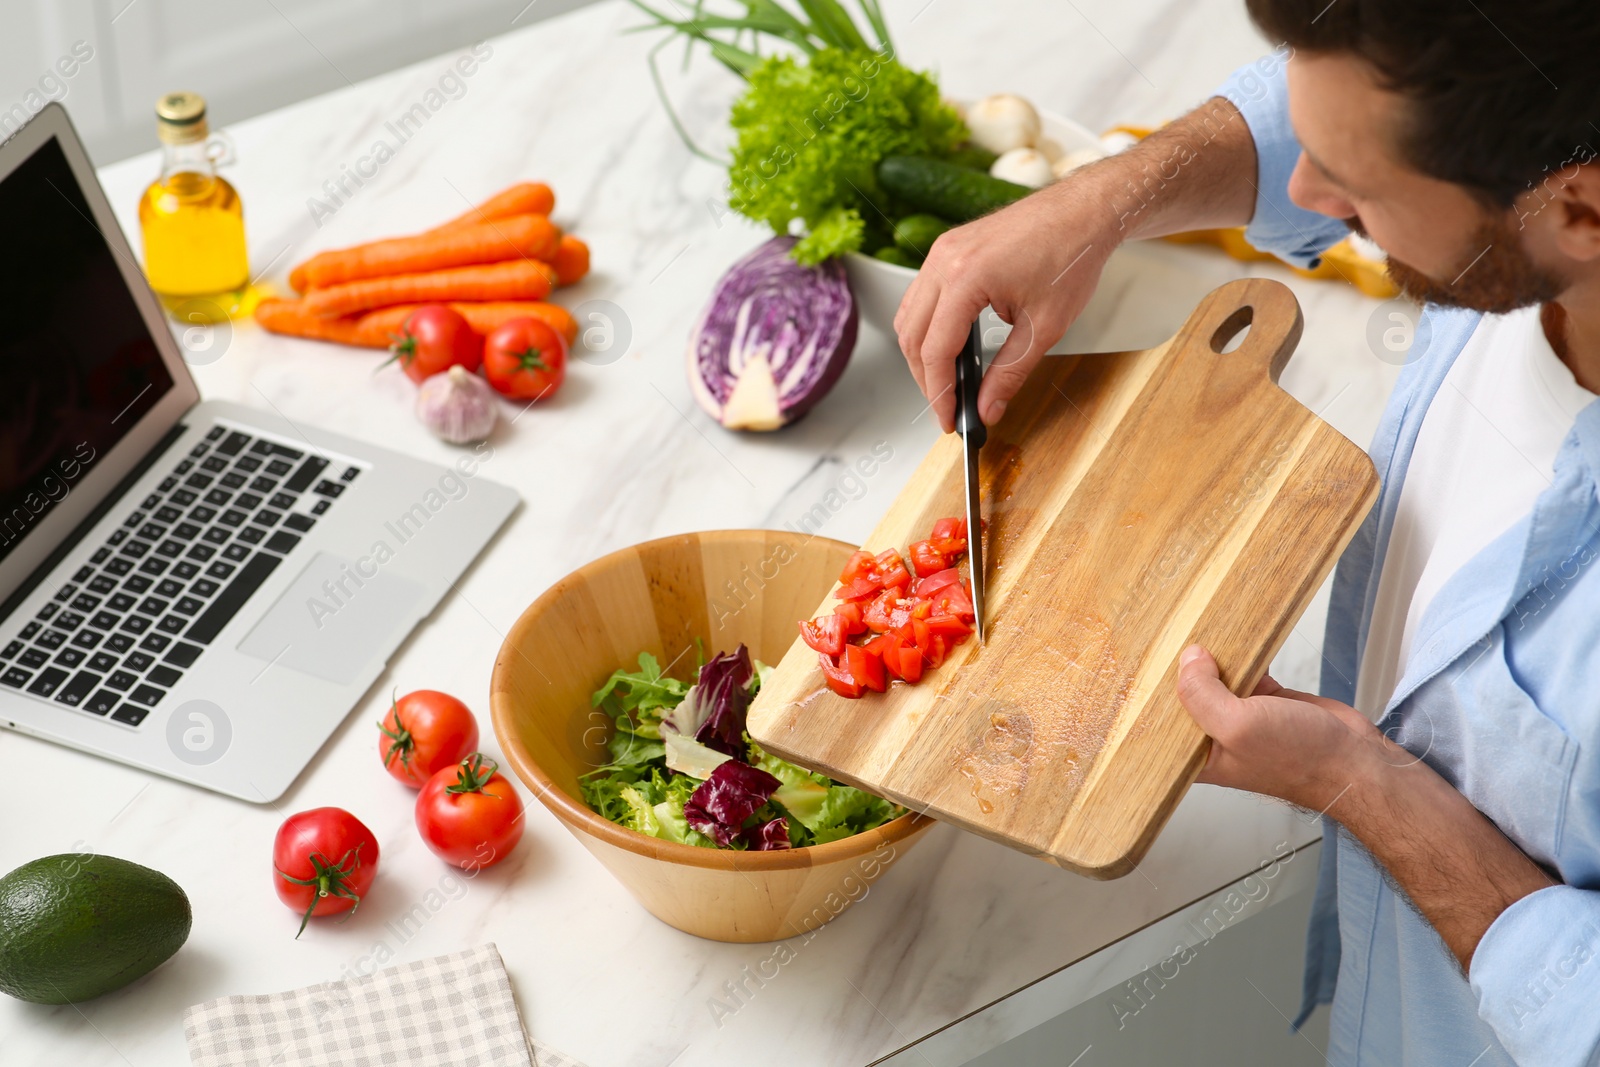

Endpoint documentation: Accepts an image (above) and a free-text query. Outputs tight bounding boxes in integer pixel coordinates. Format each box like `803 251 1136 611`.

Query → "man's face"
1284 52 1566 312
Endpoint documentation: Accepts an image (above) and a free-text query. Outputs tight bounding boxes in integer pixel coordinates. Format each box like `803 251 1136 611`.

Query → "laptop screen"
0 135 173 567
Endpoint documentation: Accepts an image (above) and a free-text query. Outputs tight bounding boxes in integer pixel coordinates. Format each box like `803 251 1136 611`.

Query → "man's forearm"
1334 743 1557 971
1033 96 1261 247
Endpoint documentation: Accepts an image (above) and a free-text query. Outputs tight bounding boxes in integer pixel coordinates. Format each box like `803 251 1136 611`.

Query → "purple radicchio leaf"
742 817 792 851
692 644 754 759
685 760 782 847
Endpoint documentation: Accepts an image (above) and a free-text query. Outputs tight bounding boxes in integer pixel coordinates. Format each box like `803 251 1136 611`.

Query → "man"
894 2 1600 1063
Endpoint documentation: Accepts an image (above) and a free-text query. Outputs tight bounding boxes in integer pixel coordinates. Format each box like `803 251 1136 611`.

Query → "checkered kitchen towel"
184 943 585 1067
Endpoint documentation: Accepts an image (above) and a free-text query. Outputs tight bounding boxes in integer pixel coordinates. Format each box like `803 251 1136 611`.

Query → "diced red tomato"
876 549 912 590
926 613 973 639
843 644 887 693
931 517 967 541
908 539 949 577
819 652 864 698
923 633 950 668
836 576 882 602
799 614 846 656
914 568 962 598
930 536 967 556
840 550 878 584
883 636 924 683
863 589 903 632
862 633 894 657
929 580 975 620
833 600 868 635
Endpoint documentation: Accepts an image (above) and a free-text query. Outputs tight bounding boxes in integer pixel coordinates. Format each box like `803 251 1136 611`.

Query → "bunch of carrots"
255 181 589 348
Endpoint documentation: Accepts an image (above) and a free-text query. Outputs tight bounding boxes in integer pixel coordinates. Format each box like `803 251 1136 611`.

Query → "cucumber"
878 156 1031 223
945 144 1000 173
892 214 951 258
873 246 920 269
0 854 191 1004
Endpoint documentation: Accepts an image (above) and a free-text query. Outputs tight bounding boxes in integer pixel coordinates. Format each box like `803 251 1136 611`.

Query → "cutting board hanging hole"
1210 305 1254 354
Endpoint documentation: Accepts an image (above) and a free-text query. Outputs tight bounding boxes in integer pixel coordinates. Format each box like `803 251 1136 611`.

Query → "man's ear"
1520 160 1600 263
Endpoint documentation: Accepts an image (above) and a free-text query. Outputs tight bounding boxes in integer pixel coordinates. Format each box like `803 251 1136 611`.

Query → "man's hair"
1246 0 1597 207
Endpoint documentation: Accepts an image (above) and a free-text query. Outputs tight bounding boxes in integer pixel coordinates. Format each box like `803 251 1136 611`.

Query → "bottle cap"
156 91 208 144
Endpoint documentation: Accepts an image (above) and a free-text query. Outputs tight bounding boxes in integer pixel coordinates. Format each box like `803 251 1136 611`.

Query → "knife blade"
954 322 987 643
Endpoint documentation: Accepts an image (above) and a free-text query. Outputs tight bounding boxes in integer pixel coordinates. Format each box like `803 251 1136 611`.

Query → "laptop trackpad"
237 552 424 684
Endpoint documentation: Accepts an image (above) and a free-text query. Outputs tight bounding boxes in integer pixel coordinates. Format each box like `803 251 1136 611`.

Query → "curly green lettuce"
726 48 966 265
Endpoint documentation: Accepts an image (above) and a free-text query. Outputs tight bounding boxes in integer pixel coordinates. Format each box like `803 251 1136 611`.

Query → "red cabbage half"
687 235 857 431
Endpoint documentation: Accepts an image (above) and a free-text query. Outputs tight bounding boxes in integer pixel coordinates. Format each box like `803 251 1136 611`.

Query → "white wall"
0 0 600 165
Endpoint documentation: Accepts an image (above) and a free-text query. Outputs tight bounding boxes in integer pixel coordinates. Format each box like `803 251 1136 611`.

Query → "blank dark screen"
0 135 172 565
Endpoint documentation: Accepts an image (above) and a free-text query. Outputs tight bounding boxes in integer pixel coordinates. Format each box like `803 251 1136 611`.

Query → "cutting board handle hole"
1210 306 1254 354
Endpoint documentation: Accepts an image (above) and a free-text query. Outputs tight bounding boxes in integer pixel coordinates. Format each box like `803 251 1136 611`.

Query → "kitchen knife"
954 322 987 643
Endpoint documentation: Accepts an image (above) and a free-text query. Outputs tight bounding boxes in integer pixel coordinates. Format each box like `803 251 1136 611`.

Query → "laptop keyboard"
0 423 361 727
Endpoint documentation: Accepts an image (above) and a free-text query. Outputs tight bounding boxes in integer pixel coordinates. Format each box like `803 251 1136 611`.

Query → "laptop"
0 104 518 802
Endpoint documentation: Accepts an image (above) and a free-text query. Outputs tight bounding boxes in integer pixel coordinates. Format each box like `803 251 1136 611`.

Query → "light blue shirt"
1216 57 1600 1067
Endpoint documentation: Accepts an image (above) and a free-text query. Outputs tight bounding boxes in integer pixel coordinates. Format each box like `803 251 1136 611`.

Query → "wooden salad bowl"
490 530 934 943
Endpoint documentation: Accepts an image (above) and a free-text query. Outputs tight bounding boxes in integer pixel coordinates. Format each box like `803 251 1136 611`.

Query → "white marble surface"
0 0 1400 1063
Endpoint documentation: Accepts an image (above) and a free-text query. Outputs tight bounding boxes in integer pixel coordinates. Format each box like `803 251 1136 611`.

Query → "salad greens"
625 0 968 265
580 646 902 850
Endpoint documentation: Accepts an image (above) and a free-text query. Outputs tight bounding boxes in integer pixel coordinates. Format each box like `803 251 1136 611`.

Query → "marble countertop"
0 0 1401 1063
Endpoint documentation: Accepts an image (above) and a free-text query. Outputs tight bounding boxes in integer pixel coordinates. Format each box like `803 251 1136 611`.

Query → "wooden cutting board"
747 278 1378 877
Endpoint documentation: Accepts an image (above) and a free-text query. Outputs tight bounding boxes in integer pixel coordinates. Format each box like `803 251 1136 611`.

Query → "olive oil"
138 91 249 320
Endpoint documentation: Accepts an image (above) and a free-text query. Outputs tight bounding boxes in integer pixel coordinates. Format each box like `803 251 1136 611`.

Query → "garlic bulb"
965 94 1041 155
991 147 1054 188
415 365 498 443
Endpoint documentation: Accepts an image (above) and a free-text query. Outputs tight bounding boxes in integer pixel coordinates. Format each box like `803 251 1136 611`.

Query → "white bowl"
847 110 1108 336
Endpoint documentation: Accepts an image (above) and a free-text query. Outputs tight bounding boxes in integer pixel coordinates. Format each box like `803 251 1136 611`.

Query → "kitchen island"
0 0 1400 1063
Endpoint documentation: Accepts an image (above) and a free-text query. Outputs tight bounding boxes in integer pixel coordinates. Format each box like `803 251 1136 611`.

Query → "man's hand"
1176 643 1382 811
892 96 1261 434
894 188 1117 432
1175 641 1556 970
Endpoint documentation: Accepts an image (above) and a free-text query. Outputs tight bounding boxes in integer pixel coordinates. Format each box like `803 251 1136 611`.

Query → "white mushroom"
965 94 1041 155
1034 137 1064 163
991 147 1054 188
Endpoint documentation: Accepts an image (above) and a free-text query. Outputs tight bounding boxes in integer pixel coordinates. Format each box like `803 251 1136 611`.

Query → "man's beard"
1347 215 1565 313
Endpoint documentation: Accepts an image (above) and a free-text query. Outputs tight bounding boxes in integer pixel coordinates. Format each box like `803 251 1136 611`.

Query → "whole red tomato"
482 316 566 401
388 305 482 383
378 689 479 789
415 754 525 870
273 807 380 938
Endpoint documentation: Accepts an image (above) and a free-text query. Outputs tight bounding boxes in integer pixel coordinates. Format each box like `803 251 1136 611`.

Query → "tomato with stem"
415 754 526 870
386 304 482 383
273 807 380 938
483 316 567 401
378 689 480 789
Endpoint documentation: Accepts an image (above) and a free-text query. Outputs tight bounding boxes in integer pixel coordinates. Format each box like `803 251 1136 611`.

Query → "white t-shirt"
1353 305 1597 719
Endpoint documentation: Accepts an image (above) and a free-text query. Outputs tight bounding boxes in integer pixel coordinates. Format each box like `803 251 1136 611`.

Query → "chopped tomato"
923 633 950 668
799 614 846 656
931 518 967 541
926 613 973 639
908 539 948 577
840 550 878 584
914 568 962 598
929 580 975 619
843 644 887 693
837 576 883 602
863 589 903 632
884 636 924 683
930 536 968 556
862 633 895 657
834 600 868 635
876 549 912 590
819 652 864 698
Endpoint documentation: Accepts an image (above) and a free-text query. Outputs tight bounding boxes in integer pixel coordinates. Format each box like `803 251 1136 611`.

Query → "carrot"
428 182 555 232
254 298 384 346
550 235 590 286
302 260 558 319
362 302 579 346
288 214 560 293
258 296 579 350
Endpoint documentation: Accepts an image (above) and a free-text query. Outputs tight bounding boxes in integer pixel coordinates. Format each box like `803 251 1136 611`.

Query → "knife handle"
955 322 988 447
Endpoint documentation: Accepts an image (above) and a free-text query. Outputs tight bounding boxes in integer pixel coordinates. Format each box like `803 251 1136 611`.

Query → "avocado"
0 854 191 1004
